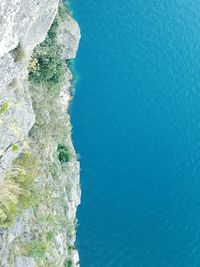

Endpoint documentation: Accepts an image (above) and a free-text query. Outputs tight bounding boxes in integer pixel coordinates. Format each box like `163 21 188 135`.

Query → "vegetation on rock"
28 17 64 90
23 240 48 258
0 180 21 227
57 144 70 163
0 152 39 227
0 101 9 115
64 259 73 267
12 144 18 152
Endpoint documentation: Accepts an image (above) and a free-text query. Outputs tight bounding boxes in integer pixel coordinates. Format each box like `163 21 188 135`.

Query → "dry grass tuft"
0 180 22 205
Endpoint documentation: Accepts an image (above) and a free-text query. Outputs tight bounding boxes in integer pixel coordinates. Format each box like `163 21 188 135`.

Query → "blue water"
70 1 200 266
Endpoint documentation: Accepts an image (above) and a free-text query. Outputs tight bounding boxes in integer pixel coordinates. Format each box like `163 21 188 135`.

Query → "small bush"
0 101 9 115
64 259 73 267
28 17 64 89
57 144 70 163
0 202 18 227
46 231 54 242
12 144 18 152
58 2 68 21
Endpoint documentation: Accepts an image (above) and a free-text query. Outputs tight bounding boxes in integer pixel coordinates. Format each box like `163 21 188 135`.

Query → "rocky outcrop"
57 13 81 60
0 1 80 266
0 0 60 179
0 0 60 58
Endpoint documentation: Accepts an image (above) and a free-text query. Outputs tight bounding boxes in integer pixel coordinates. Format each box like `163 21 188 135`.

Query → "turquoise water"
70 1 200 266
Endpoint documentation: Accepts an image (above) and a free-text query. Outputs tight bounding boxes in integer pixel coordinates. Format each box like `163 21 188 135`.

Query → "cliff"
0 1 80 266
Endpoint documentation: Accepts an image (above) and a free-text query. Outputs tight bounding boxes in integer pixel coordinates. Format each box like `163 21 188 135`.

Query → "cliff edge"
0 1 80 266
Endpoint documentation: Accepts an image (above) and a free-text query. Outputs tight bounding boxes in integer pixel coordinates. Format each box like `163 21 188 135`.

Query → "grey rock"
57 14 81 60
0 0 59 58
14 256 36 267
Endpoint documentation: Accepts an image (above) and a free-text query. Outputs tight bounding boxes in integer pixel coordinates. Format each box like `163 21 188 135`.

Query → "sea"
69 1 200 266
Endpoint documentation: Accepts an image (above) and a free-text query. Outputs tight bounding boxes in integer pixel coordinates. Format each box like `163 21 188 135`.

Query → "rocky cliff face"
0 1 80 266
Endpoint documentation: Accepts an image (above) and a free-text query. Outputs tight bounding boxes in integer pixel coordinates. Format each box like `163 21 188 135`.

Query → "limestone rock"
14 256 36 267
57 14 81 60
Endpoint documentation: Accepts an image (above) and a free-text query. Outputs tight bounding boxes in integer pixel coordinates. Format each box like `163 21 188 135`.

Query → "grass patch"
0 180 21 227
22 240 48 258
10 153 40 209
0 180 21 205
0 153 40 227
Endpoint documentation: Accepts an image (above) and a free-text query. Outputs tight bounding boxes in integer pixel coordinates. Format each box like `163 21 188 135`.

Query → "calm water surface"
70 1 200 266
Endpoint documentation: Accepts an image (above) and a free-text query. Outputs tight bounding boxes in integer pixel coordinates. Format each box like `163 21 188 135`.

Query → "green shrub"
0 202 18 227
0 101 9 115
57 144 70 163
12 144 18 152
64 259 73 267
46 231 54 242
58 2 68 21
28 17 64 89
47 18 58 40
